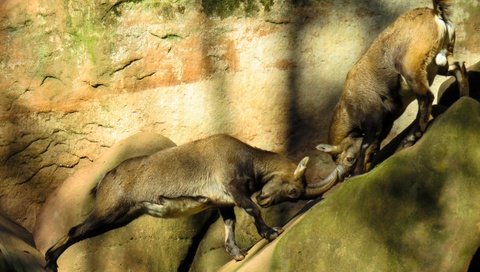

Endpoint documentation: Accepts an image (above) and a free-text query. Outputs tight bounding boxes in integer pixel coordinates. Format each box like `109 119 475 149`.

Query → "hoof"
226 244 248 261
233 252 247 261
400 134 417 148
264 227 283 241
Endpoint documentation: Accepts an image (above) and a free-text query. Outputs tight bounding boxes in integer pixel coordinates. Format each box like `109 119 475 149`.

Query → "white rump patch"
435 49 448 66
434 15 455 67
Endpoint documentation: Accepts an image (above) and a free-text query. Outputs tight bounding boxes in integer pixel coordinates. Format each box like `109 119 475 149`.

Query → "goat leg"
401 91 434 148
45 205 140 271
228 183 282 241
219 207 247 261
450 61 470 97
353 127 379 175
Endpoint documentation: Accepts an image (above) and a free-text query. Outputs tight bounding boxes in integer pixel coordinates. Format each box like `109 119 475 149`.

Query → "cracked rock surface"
0 0 479 271
1 0 479 232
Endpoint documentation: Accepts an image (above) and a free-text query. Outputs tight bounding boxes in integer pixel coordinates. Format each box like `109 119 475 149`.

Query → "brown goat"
314 0 458 185
44 134 326 271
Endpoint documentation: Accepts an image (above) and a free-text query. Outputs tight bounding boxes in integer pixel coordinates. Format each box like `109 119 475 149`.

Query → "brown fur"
33 132 177 254
318 0 456 178
44 134 311 271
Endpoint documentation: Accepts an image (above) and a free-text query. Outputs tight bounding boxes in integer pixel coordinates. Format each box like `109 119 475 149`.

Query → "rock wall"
0 0 479 237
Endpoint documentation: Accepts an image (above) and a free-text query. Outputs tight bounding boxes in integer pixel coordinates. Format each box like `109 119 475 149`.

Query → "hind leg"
399 65 434 148
400 90 434 148
450 61 469 98
45 205 142 272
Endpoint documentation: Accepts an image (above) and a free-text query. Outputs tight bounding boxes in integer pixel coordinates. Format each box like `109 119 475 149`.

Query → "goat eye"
346 157 355 163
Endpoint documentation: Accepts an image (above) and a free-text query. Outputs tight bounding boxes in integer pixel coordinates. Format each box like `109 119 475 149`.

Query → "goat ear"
294 156 309 179
316 144 340 154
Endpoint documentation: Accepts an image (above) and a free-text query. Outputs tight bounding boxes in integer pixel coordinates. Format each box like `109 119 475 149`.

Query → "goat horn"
302 165 345 199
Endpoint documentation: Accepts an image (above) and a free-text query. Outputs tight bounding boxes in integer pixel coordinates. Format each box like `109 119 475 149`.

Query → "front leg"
400 58 436 149
353 126 379 175
219 207 247 261
364 139 380 172
228 183 282 241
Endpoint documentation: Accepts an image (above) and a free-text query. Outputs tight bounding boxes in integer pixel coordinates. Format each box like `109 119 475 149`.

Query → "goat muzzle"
256 194 273 208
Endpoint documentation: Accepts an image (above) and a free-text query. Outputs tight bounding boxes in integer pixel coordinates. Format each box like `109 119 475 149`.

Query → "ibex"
315 0 459 184
45 134 325 271
34 132 177 254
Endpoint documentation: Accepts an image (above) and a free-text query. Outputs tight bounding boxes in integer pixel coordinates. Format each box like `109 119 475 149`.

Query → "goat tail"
433 0 452 23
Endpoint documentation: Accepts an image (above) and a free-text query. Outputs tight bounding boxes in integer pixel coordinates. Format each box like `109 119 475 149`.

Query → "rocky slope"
2 98 478 271
219 98 480 272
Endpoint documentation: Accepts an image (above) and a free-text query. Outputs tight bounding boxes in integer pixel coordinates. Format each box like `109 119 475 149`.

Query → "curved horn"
302 165 345 199
294 156 310 179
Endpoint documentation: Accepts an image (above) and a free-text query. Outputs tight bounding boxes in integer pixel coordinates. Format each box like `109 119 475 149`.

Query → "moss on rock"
201 0 278 18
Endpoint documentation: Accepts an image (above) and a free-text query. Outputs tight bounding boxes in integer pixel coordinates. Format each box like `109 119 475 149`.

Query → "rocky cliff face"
1 0 479 232
0 0 479 271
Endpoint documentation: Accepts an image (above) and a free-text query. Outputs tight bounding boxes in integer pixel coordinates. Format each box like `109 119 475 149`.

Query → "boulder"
53 213 213 272
220 97 480 272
